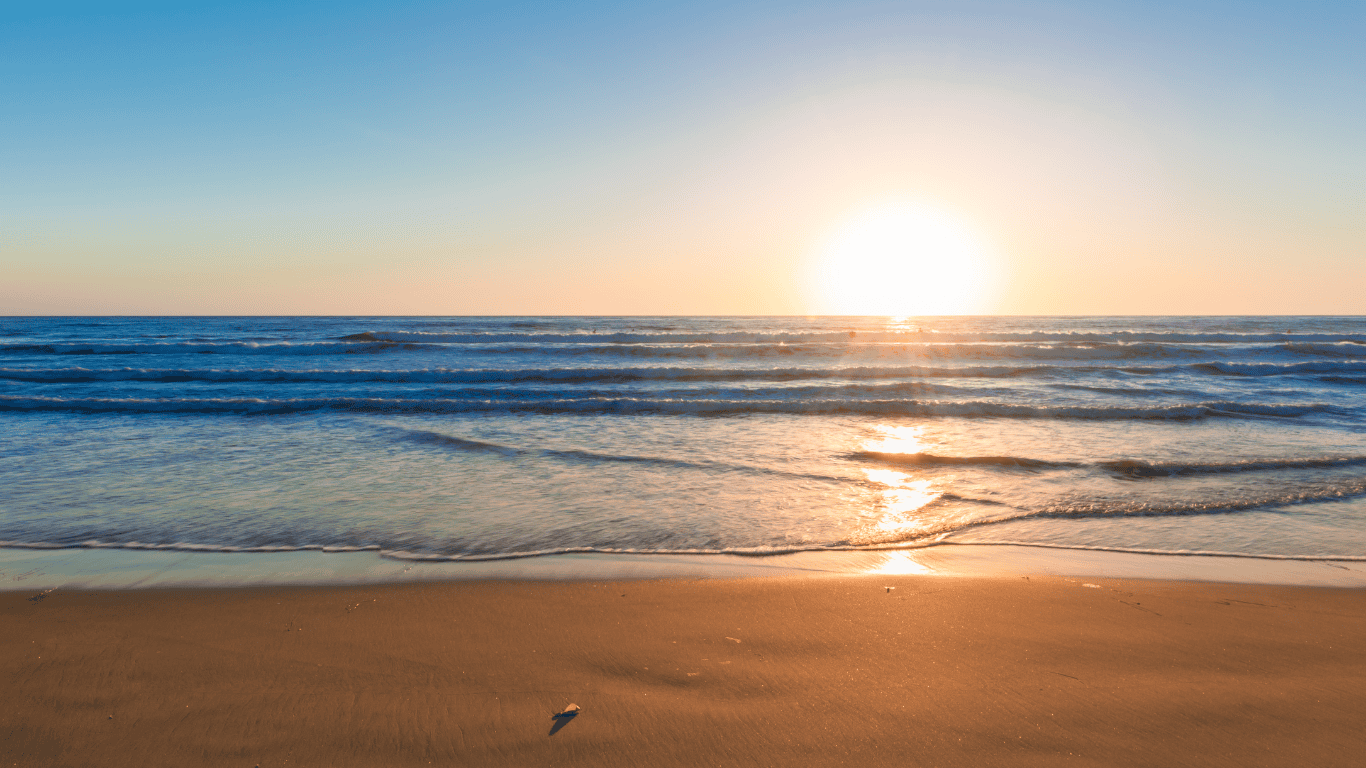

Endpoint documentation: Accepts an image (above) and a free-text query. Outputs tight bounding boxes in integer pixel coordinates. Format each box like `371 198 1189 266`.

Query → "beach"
6 569 1365 767
9 0 1366 758
5 315 1364 765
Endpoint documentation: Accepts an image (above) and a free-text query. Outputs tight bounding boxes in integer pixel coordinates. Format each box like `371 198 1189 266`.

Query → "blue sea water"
2 316 1365 567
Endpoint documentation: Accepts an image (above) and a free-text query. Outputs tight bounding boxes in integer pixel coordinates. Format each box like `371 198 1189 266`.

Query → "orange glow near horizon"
809 202 997 316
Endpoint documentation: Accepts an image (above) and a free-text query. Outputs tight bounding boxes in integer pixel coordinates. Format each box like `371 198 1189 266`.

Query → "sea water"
2 316 1364 573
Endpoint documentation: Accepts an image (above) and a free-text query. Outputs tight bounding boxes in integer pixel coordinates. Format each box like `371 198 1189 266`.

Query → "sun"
808 202 997 316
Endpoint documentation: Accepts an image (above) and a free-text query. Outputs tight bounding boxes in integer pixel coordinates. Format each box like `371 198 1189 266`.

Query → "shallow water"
2 316 1364 565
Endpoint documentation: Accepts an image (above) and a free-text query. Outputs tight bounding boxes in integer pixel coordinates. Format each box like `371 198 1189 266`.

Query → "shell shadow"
548 711 578 736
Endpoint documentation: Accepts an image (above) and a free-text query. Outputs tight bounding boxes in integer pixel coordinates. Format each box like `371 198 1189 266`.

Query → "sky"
2 0 1363 315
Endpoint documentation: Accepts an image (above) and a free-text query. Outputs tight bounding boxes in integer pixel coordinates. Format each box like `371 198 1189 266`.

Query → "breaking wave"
337 329 1366 345
0 394 1339 420
5 339 1365 364
6 469 1365 565
852 452 1366 477
399 428 858 484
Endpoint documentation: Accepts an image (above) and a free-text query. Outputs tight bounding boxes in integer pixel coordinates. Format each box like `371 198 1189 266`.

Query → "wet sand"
4 575 1365 767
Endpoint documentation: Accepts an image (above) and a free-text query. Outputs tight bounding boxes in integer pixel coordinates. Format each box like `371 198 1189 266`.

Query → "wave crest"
0 395 1337 420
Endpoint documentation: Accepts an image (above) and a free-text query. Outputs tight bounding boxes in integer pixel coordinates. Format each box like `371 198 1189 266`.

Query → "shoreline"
5 573 1364 767
4 541 1365 591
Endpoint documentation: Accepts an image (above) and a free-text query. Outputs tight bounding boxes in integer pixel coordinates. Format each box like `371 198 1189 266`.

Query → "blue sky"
3 1 1363 314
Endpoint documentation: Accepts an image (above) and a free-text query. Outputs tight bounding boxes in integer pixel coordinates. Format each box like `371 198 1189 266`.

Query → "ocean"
2 316 1365 576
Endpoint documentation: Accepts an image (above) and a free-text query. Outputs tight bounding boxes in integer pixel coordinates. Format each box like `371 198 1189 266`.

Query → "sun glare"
809 202 997 316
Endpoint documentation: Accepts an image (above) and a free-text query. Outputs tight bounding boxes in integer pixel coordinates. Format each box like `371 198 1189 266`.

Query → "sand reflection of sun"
869 551 933 575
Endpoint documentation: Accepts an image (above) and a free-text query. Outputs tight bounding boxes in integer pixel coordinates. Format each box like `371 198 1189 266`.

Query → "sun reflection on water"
863 424 931 455
852 424 958 545
863 471 943 537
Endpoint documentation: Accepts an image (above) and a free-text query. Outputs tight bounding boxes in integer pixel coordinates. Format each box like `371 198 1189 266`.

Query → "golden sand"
4 575 1364 767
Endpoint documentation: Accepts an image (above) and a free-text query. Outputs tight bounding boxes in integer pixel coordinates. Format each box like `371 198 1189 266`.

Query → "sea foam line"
926 540 1366 562
2 539 1362 563
0 364 1052 383
5 481 1361 561
339 330 1366 345
6 359 1364 383
852 451 1366 477
0 395 1341 420
400 428 860 484
5 340 1365 363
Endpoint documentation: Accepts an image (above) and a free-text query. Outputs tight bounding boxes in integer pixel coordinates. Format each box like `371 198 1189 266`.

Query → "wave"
1319 376 1366 386
852 451 1366 477
6 360 1365 388
0 540 384 554
6 340 1363 363
852 451 1073 470
390 341 1366 364
0 341 408 356
0 369 986 399
1096 456 1366 478
1177 361 1366 377
400 428 857 484
844 477 1366 546
13 382 990 403
5 531 1363 563
924 540 1366 562
1282 342 1366 357
1049 383 1201 397
339 330 1366 345
1007 480 1366 520
0 395 1339 419
0 364 1050 384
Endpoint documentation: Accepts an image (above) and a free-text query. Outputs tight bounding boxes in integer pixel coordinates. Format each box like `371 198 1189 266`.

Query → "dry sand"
4 575 1364 767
